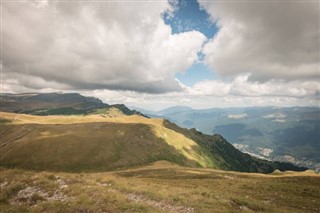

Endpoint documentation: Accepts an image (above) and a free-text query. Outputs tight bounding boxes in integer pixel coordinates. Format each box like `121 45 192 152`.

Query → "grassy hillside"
0 161 319 213
0 112 213 171
0 93 107 113
0 112 305 173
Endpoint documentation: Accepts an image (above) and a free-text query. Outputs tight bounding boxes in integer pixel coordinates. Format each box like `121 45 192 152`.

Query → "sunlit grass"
0 161 319 213
0 112 214 169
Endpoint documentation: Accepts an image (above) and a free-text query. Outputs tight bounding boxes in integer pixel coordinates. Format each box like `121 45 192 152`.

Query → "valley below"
135 106 320 171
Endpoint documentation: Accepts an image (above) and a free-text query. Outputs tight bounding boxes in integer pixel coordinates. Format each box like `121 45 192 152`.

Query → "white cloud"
190 79 231 96
2 1 206 93
2 1 319 110
199 1 320 81
79 75 319 110
187 74 320 98
228 74 320 98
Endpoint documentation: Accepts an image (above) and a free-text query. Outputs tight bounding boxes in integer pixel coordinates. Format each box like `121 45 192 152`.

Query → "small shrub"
5 183 25 198
0 183 24 204
47 174 56 181
30 193 45 204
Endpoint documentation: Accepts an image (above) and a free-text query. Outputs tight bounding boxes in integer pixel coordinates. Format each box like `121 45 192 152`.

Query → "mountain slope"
0 112 305 173
163 121 304 173
142 105 320 170
0 93 106 113
0 93 144 117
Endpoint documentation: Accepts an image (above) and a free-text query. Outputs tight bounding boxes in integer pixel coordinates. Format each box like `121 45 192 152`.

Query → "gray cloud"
2 1 206 93
199 1 320 81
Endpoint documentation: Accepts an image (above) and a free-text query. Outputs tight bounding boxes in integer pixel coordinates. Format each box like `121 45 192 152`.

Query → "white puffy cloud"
2 1 206 93
199 1 320 81
189 74 320 98
190 80 231 96
82 75 319 110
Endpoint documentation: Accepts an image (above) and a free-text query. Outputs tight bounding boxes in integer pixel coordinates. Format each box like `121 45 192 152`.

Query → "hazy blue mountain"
129 106 158 116
130 106 194 117
132 106 320 171
157 106 194 115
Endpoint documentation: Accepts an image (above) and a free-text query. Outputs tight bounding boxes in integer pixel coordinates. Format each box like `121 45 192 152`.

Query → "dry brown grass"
1 161 319 213
0 111 162 125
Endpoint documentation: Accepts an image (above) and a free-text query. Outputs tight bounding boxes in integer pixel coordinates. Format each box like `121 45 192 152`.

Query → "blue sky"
163 0 217 38
175 63 215 86
164 0 218 86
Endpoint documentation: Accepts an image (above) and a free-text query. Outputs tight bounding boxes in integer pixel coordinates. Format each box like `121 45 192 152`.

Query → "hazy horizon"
2 91 320 112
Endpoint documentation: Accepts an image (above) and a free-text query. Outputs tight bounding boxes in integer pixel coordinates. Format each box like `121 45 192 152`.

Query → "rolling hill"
0 93 144 117
0 109 304 173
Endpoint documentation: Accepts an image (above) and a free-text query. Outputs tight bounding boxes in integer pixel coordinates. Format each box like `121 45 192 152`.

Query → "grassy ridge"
0 122 197 171
0 161 319 213
0 112 307 173
0 112 212 171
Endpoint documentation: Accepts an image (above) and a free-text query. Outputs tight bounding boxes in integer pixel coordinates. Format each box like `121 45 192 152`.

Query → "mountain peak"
0 92 146 117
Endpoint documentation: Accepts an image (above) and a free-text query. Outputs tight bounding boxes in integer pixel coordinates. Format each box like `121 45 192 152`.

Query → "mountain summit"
0 93 143 117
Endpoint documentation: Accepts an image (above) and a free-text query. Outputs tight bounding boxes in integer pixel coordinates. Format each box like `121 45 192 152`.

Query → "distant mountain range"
130 105 320 171
0 93 144 117
0 93 306 173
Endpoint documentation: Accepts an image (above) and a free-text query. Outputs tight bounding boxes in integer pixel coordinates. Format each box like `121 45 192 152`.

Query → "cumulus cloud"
2 1 206 93
83 86 319 111
190 79 231 96
189 74 320 98
83 74 319 110
2 0 319 110
199 1 320 81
